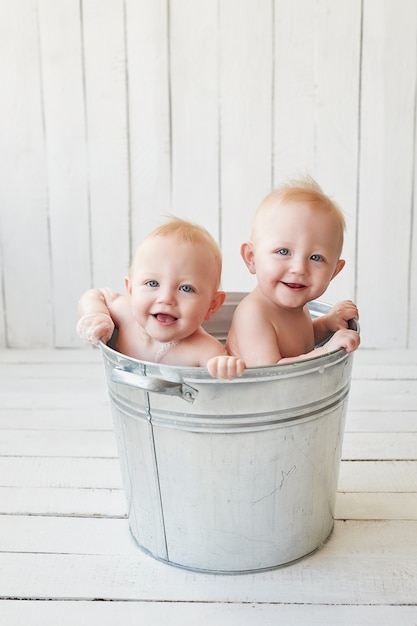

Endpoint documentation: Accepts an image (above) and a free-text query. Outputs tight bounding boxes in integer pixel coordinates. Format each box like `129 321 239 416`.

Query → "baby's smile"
152 312 178 324
282 282 306 290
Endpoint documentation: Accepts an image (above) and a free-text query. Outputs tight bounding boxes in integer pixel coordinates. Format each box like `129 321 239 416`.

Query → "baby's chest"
276 317 315 358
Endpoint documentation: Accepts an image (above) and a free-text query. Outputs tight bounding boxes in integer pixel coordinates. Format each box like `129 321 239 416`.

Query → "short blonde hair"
253 177 346 251
132 216 223 288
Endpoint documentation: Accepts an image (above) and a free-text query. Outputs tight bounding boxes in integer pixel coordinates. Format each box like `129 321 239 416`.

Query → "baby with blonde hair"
77 217 244 380
226 177 360 366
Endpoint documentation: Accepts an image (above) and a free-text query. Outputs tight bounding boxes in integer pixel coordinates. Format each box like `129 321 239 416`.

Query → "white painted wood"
0 0 53 347
220 0 272 291
335 492 417 521
0 486 126 517
338 461 417 492
314 0 361 305
2 601 416 626
0 457 122 488
1 547 416 603
170 0 220 237
37 0 90 347
82 0 130 291
126 0 171 249
411 75 417 351
348 379 417 411
1 3 417 350
342 432 417 460
273 0 316 181
346 411 417 433
357 0 417 348
0 430 117 457
0 408 112 431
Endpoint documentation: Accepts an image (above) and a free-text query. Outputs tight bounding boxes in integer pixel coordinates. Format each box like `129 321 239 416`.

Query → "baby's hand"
325 328 360 354
76 313 114 345
327 300 359 332
206 355 246 380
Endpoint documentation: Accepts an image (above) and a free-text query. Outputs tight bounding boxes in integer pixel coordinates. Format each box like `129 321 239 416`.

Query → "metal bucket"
99 297 356 574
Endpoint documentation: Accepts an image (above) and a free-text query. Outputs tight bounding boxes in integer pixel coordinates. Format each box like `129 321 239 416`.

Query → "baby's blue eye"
277 248 289 256
311 254 323 262
146 280 159 287
180 285 194 293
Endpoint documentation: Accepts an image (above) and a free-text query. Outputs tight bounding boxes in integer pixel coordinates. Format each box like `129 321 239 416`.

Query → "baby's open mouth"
153 313 178 324
283 282 306 290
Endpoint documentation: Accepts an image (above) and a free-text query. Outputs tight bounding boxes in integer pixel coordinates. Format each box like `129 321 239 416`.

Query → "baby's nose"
157 286 177 304
290 256 308 275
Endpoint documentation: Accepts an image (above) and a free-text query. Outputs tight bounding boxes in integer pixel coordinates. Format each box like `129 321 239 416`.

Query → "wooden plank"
0 408 112 431
274 0 316 180
336 492 417 521
0 515 133 554
348 379 417 411
0 430 117 458
0 389 108 410
357 0 417 348
338 461 417 492
0 0 53 347
1 601 416 626
0 362 106 381
220 0 272 291
0 457 122 489
170 0 220 237
0 487 126 517
0 524 416 603
125 0 171 249
351 348 417 367
82 0 130 291
410 93 417 350
0 348 103 364
37 0 90 347
342 432 417 460
346 410 417 433
313 0 362 306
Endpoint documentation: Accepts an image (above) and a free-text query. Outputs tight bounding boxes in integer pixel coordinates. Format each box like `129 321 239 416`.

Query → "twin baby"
77 177 360 378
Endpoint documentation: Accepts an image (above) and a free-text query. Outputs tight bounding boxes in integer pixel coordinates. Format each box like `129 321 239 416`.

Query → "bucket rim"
98 299 357 383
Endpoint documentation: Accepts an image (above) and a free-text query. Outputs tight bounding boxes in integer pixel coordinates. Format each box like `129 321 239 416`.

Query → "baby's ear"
331 259 345 280
124 276 132 295
205 291 226 320
241 242 256 274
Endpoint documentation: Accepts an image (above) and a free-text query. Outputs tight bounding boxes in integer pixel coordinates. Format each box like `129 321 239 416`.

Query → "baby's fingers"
207 356 245 380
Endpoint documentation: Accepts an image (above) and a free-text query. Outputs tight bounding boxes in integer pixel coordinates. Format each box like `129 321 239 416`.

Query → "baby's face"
249 200 344 309
127 235 220 343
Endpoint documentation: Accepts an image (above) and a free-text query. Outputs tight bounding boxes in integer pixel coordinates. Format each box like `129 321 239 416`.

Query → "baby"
226 177 360 366
77 217 245 380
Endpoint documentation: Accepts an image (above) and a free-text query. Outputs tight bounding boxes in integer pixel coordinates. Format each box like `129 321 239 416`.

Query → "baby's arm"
278 327 360 364
206 355 246 380
313 300 359 346
226 299 282 367
77 287 122 344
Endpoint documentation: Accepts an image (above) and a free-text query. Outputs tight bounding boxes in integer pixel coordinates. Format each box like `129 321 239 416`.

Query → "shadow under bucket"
99 295 356 574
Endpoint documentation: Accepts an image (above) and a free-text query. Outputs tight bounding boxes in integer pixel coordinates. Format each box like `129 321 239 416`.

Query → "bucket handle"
111 367 198 403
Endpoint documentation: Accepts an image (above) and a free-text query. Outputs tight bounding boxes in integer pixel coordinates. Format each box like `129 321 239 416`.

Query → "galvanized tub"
99 297 356 574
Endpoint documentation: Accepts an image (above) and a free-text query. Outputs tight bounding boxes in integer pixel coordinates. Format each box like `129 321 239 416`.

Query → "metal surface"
99 299 356 573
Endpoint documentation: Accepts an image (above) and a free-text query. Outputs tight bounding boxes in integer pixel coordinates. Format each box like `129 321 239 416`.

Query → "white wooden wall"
1 0 416 349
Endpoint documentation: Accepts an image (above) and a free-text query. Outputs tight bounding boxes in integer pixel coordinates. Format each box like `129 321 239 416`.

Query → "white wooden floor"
0 348 416 625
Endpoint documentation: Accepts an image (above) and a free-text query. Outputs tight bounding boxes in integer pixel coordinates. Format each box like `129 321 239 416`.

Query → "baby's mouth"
153 313 178 324
282 282 306 290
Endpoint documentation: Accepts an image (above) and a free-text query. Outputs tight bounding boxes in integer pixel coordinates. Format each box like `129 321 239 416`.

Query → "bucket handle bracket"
111 367 198 403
